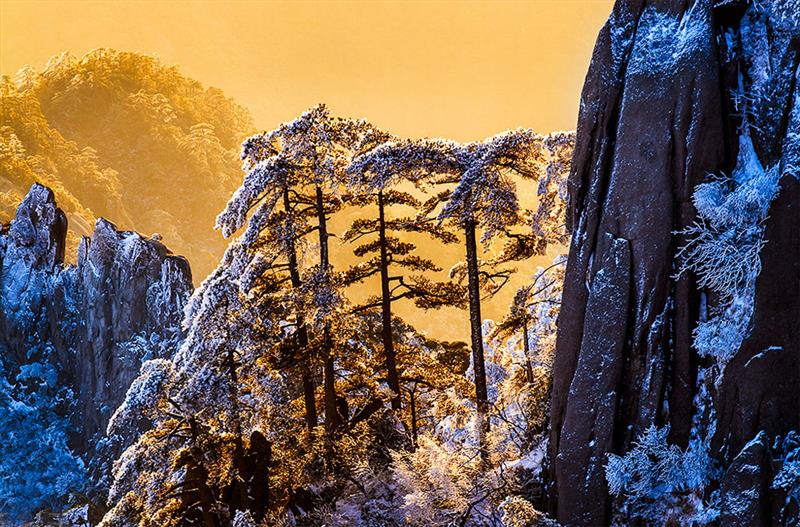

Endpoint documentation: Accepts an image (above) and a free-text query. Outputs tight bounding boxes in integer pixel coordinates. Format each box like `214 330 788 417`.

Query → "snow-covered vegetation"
93 105 573 526
0 351 86 520
678 133 781 364
606 426 719 525
773 432 800 521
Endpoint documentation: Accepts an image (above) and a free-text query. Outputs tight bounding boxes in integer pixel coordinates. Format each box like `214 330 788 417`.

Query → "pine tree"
345 130 465 411
489 259 564 385
216 104 375 434
351 130 554 458
99 114 575 525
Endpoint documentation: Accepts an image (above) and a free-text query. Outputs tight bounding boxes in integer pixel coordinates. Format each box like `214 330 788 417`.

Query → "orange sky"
1 0 612 138
0 0 613 341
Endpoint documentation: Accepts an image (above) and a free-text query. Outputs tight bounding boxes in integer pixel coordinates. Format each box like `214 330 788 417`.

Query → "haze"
0 0 613 341
1 0 612 138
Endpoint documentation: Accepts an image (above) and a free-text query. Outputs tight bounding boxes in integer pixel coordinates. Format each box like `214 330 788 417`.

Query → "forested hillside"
1 49 253 277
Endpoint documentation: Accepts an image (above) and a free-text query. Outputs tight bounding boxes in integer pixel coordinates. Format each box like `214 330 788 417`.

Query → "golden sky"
0 0 613 341
1 0 612 138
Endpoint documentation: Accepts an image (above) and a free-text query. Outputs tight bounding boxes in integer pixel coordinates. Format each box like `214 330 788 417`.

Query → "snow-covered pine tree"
216 104 375 435
351 130 561 459
489 258 565 435
345 128 466 412
212 106 413 522
388 257 567 526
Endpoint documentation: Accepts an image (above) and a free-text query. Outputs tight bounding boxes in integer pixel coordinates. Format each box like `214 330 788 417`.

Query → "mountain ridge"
1 48 254 280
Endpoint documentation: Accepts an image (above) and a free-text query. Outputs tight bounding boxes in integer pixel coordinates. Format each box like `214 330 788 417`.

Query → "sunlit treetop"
349 128 549 244
217 104 379 241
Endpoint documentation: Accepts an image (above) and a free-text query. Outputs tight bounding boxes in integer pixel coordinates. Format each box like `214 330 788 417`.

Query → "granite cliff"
0 184 192 518
549 1 799 525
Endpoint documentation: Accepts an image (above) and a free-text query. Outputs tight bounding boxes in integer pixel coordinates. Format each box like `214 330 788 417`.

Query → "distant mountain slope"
1 49 254 279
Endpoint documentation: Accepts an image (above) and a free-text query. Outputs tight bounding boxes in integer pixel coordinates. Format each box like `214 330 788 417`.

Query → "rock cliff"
0 184 192 497
549 1 799 525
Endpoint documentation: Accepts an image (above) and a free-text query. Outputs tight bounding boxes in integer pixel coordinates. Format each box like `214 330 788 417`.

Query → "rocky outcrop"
71 217 192 456
0 183 192 482
549 1 800 525
0 184 68 364
713 176 800 461
718 432 773 526
554 236 630 525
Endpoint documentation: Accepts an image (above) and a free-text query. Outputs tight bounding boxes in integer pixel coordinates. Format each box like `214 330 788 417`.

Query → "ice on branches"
678 132 782 363
606 426 719 525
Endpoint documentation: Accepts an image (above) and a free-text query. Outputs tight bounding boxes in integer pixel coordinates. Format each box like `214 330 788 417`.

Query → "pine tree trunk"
316 186 341 433
409 386 418 449
464 219 489 459
222 338 255 516
283 188 317 429
187 418 222 527
189 462 220 527
522 320 533 384
378 191 401 410
316 186 329 267
323 351 338 433
301 369 317 430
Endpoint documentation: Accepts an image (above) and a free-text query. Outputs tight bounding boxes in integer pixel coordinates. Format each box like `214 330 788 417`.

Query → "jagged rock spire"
0 184 194 516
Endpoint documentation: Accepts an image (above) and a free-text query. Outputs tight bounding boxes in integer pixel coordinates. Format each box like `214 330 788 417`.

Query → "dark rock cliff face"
549 1 799 525
0 184 192 482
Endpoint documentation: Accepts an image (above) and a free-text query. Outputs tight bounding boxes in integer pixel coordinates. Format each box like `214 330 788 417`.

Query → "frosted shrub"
692 296 752 363
233 510 258 527
679 163 779 301
773 431 800 521
678 133 782 364
0 353 86 521
679 218 764 302
606 426 719 525
498 496 557 527
392 435 486 526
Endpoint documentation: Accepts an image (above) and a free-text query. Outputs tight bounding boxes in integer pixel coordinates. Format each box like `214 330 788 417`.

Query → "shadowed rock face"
555 235 630 525
0 183 192 482
71 216 193 456
549 1 799 525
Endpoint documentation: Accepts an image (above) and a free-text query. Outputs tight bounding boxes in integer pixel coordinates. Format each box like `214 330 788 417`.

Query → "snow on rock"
550 1 800 525
0 184 193 520
72 215 191 459
626 2 712 80
0 184 67 363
